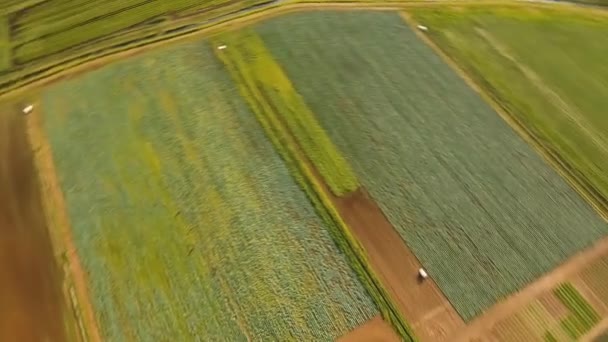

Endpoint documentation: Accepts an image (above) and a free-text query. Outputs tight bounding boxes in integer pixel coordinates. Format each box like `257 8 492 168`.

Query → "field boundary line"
400 12 608 223
1 0 605 100
26 100 102 342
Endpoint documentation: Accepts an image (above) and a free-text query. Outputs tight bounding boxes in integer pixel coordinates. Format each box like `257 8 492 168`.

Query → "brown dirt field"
334 188 465 338
0 104 66 341
26 103 102 342
338 316 401 342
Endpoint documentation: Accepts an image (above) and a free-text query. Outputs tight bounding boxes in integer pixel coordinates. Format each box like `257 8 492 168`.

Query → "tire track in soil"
0 104 66 341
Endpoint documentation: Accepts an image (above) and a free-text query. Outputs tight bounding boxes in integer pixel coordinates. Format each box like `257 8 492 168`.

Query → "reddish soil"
333 189 465 341
338 316 401 342
0 105 66 341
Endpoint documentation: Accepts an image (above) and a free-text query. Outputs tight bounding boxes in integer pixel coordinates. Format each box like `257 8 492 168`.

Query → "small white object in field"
418 268 428 279
23 104 34 114
217 45 227 50
417 25 428 32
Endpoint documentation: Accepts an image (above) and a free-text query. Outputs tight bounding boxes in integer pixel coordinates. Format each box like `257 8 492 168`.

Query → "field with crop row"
488 282 601 341
411 6 608 217
250 10 608 320
212 29 415 340
0 0 273 95
12 0 267 63
40 40 378 340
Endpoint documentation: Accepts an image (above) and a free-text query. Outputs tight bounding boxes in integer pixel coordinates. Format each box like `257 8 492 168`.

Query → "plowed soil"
334 189 465 341
0 105 66 341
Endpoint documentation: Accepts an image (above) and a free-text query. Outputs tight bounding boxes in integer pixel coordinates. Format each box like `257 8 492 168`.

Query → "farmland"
0 0 272 94
410 6 608 218
39 41 377 340
2 1 608 341
253 10 608 320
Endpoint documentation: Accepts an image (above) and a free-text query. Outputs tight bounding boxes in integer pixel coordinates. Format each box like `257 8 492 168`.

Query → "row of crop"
0 0 45 16
554 282 600 339
211 31 415 341
41 42 377 339
13 0 257 63
214 29 359 196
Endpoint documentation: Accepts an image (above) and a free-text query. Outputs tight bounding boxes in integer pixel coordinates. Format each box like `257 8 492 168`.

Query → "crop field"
40 41 378 340
0 0 272 94
250 10 608 320
411 6 608 217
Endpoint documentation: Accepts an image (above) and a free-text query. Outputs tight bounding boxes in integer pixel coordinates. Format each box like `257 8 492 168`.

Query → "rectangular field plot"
41 42 377 340
254 11 608 320
411 6 608 214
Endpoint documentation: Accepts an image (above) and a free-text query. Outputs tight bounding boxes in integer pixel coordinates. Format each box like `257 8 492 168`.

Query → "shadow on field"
0 106 66 341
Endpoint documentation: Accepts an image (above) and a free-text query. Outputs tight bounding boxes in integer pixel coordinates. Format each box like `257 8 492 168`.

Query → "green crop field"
0 0 272 95
40 40 377 340
252 10 608 320
411 6 608 216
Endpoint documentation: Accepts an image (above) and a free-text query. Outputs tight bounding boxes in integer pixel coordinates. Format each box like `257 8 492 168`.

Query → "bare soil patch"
0 104 66 341
338 316 401 342
332 189 464 341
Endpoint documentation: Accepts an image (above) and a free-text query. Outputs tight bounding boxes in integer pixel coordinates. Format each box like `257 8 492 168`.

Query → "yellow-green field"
40 41 378 340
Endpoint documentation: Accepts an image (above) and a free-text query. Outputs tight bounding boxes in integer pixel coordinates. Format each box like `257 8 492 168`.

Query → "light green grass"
41 40 377 340
212 30 414 341
214 29 358 196
255 10 608 320
411 6 608 214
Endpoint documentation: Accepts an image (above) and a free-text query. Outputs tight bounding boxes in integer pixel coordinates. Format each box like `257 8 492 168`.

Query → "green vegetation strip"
212 30 414 341
554 283 600 339
214 30 358 195
41 40 377 340
11 0 269 63
255 10 608 320
0 16 10 71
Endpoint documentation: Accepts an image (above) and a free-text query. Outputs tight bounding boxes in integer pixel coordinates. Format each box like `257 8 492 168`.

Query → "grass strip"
0 16 10 71
211 33 415 341
213 29 359 196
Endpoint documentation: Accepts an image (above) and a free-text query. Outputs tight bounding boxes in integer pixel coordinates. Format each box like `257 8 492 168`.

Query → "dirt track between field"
26 104 102 342
338 316 401 341
333 188 465 341
0 105 66 341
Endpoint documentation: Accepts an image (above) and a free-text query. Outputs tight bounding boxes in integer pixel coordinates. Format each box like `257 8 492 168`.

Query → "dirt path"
0 104 66 341
338 316 401 342
26 102 102 342
332 189 465 341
